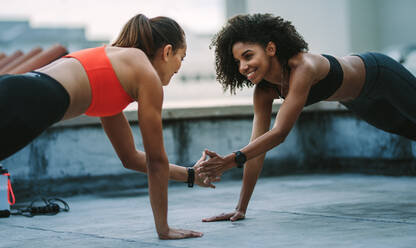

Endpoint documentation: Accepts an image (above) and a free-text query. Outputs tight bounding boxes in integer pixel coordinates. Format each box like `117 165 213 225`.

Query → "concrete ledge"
55 101 347 127
2 102 415 201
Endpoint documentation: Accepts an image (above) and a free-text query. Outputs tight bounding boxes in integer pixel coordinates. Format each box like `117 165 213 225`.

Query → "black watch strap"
233 151 247 168
186 167 195 187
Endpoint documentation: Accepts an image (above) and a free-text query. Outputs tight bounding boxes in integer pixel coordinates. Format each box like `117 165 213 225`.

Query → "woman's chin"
162 79 171 86
250 78 262 84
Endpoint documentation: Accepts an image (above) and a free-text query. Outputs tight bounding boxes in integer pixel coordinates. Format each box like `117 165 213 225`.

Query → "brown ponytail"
112 14 185 59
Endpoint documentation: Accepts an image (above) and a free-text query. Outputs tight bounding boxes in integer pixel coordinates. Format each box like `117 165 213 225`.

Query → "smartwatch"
233 151 247 168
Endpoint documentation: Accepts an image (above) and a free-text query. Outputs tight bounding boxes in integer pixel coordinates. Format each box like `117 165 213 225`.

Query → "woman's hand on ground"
158 227 203 239
202 210 246 222
193 151 220 188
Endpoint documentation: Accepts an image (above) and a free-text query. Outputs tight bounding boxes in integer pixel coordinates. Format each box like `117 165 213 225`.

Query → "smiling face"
152 43 187 86
232 41 279 84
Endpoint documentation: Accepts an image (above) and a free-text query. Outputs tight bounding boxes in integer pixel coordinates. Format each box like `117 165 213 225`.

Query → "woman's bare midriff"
325 55 366 102
36 58 92 120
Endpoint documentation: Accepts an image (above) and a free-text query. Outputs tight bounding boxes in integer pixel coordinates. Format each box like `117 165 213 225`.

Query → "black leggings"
0 72 70 161
341 52 416 140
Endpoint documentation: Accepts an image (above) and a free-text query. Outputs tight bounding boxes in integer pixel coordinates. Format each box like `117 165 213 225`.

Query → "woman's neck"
264 56 285 85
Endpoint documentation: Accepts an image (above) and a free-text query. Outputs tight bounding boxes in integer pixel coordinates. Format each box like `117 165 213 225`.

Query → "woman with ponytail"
0 14 210 239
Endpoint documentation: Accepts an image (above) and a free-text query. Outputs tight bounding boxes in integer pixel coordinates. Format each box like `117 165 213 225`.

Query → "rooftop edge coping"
54 101 347 128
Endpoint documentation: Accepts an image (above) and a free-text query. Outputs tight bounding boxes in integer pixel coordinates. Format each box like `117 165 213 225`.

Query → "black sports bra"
259 54 343 106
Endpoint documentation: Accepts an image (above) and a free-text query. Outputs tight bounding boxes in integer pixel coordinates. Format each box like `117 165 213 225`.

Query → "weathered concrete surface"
1 174 415 248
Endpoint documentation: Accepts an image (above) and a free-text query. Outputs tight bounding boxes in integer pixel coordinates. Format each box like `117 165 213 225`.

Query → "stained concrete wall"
1 103 415 199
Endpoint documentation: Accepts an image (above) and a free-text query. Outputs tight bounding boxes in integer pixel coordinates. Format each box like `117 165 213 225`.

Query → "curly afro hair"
210 13 308 94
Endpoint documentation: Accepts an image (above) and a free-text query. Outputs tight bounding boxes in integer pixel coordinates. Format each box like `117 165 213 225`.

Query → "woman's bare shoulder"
108 47 157 79
107 47 149 67
288 53 320 70
289 52 328 83
106 47 161 99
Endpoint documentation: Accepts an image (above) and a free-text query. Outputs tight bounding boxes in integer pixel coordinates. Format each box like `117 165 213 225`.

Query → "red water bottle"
0 165 15 218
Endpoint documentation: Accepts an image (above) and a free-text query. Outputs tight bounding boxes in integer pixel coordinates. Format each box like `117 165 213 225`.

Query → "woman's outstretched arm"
202 85 275 222
197 61 315 179
101 113 216 188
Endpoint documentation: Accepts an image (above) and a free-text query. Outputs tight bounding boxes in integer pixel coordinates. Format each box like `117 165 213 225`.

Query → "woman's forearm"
236 154 266 212
219 130 285 171
240 129 286 161
124 150 188 182
167 164 188 182
147 160 170 235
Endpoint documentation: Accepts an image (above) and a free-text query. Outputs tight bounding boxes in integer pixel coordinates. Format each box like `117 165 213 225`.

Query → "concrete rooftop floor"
1 174 416 248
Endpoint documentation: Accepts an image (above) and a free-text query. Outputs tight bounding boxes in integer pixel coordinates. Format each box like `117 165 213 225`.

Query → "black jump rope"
1 197 70 218
13 197 70 217
1 165 70 218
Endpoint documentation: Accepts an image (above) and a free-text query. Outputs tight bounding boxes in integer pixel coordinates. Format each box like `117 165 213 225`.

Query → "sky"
0 0 225 41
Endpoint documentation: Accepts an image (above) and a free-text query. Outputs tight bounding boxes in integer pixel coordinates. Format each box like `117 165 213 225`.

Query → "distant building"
0 19 108 54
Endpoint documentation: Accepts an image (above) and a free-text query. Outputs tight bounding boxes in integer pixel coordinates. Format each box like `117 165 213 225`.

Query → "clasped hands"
194 149 235 186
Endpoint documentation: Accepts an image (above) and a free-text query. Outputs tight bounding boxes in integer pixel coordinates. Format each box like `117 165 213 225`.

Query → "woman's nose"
239 62 248 74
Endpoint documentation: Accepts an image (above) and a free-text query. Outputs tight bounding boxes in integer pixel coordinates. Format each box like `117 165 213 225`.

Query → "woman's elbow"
121 159 131 169
120 152 147 172
117 153 132 169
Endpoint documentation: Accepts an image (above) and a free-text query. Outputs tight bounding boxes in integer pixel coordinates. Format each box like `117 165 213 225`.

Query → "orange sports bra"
64 46 134 117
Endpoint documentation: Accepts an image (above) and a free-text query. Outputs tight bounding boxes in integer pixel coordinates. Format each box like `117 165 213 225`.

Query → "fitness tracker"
186 167 195 187
233 151 247 168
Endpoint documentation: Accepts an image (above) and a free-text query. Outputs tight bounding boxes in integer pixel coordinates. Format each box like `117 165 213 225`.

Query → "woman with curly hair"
197 13 416 222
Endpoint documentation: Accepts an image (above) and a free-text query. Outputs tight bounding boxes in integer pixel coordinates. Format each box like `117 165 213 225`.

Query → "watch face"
236 155 245 164
234 151 246 167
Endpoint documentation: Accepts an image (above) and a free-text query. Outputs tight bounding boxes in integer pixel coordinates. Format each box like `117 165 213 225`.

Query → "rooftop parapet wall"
1 103 415 199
